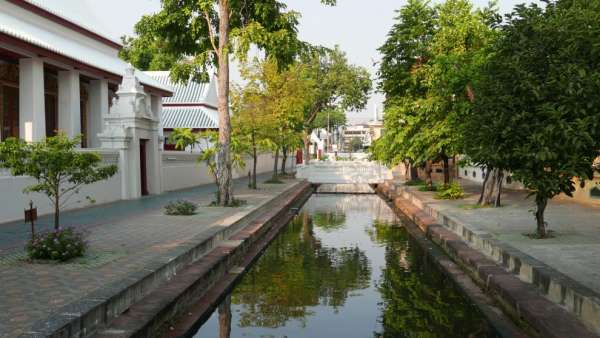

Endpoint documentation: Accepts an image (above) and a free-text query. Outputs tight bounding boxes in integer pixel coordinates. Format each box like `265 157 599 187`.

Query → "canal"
186 194 498 337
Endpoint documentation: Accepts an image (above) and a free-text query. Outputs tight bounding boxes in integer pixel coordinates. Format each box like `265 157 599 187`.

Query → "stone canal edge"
21 181 312 338
377 181 599 338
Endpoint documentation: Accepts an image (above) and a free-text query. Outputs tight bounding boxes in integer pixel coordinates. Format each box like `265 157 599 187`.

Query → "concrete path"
401 180 600 296
0 174 299 337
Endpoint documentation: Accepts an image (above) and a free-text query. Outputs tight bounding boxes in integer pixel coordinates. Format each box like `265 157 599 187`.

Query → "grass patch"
418 184 438 192
460 203 491 210
523 230 556 239
164 200 197 215
264 178 284 184
434 183 465 200
405 179 425 186
208 199 248 207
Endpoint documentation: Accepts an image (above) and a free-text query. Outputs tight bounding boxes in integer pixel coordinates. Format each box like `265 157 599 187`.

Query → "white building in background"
0 0 174 222
342 124 372 151
0 1 295 223
146 71 219 152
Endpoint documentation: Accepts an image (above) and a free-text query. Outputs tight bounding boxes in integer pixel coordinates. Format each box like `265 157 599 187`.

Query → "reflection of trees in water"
306 195 398 224
312 210 346 231
231 212 371 328
371 221 489 338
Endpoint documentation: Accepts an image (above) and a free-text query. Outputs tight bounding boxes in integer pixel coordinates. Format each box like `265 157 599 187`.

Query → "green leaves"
0 133 117 229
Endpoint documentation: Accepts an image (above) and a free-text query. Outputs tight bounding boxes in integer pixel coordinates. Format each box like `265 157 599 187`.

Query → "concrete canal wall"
377 181 599 338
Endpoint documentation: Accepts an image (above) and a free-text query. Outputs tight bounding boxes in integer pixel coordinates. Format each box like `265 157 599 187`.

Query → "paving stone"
0 174 299 337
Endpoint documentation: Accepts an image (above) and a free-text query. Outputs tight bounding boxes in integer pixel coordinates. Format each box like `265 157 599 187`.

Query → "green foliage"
371 0 497 170
164 200 198 216
350 137 363 152
302 47 372 133
168 128 200 152
462 0 600 236
27 228 86 262
264 177 284 184
435 182 465 200
311 108 347 130
404 179 425 186
119 35 177 71
0 133 118 230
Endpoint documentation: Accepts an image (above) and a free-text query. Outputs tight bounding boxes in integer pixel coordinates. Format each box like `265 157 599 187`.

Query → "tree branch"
204 10 219 56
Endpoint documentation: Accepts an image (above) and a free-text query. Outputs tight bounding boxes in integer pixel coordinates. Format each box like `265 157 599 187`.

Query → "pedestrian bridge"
296 161 392 184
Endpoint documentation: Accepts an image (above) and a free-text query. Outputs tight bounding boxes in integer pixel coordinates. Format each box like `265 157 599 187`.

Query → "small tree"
196 131 246 204
168 128 200 152
0 134 118 230
350 137 363 152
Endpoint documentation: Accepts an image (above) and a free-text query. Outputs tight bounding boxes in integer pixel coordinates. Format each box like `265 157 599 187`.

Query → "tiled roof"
0 2 172 94
146 71 216 106
162 107 218 129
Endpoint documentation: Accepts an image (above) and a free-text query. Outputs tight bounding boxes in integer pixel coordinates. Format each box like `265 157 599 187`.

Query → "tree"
301 47 372 164
371 0 496 189
119 36 177 71
0 134 117 230
168 128 200 152
350 137 363 152
130 0 336 206
196 130 246 204
463 0 600 237
370 0 436 185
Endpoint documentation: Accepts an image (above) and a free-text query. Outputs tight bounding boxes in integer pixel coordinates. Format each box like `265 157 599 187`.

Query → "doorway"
140 139 149 196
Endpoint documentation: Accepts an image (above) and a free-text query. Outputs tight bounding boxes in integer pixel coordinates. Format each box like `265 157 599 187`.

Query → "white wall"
0 149 122 223
162 151 296 192
458 164 523 190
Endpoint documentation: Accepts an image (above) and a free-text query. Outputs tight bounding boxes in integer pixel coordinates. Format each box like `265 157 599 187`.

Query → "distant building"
146 72 219 152
342 124 371 151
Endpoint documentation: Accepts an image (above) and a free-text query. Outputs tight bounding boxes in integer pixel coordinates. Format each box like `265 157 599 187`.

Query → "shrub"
405 179 425 186
435 183 465 200
164 200 197 215
27 228 86 262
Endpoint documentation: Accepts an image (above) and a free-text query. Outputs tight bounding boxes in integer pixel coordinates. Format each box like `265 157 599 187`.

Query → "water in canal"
193 194 496 337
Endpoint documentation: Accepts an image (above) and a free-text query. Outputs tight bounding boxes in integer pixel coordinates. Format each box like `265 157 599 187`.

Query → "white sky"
52 0 537 124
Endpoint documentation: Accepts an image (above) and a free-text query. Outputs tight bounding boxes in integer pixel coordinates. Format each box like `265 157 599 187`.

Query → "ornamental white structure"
0 0 172 222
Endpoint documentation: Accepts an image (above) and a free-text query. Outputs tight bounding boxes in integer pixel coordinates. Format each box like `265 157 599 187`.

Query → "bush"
435 183 465 200
164 200 197 215
405 179 425 186
418 184 438 192
27 228 86 262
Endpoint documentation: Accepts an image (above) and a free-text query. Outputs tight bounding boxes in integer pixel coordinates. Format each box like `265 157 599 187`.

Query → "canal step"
377 181 600 338
91 181 313 338
315 183 375 194
21 181 311 338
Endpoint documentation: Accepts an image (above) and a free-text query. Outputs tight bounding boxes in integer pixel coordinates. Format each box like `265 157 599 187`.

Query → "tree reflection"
230 211 371 328
311 210 347 232
370 221 489 338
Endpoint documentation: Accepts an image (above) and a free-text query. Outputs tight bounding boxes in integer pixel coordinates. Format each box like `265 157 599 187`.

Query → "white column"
58 70 80 138
19 58 45 142
88 79 108 148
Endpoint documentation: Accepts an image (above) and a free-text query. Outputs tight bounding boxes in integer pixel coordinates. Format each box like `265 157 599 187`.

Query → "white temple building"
0 0 173 222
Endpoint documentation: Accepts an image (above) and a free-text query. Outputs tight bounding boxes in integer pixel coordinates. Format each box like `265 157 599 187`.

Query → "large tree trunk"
303 131 310 165
272 147 279 180
216 0 233 206
535 195 548 238
478 167 504 207
441 154 450 185
424 160 433 190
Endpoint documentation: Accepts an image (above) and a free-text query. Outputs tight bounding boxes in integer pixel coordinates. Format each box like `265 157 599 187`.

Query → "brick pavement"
0 174 298 337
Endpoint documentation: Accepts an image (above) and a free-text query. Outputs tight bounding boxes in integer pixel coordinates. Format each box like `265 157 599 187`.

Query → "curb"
20 181 308 338
377 181 599 338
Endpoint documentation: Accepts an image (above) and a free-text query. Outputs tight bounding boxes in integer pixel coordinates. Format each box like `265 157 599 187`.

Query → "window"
1 86 19 141
590 186 600 199
464 170 468 176
506 176 513 185
472 171 477 178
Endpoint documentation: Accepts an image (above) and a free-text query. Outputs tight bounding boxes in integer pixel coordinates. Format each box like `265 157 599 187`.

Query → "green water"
192 194 497 338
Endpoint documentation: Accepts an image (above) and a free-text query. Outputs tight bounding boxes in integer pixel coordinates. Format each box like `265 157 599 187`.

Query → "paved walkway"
402 180 600 295
0 174 298 337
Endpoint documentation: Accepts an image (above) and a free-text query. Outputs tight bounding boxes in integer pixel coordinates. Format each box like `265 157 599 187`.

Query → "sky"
49 0 537 124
